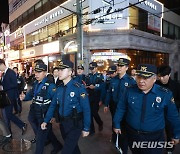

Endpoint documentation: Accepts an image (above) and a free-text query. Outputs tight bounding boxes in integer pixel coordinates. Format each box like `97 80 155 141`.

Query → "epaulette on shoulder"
73 82 81 87
159 86 169 93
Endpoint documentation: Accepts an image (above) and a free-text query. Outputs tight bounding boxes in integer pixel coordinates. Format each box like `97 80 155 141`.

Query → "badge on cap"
156 97 161 103
140 66 147 72
80 93 86 98
70 92 75 97
124 82 128 87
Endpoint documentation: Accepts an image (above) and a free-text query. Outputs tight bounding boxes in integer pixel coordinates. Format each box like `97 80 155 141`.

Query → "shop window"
169 24 175 39
39 27 48 42
28 7 34 22
22 11 28 25
35 1 42 18
129 6 139 29
138 8 148 32
26 34 34 47
17 15 23 27
163 20 169 36
48 23 57 41
175 26 179 39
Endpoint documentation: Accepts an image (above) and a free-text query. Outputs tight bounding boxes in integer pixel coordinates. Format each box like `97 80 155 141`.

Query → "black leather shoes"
22 123 27 135
0 136 12 146
51 145 63 154
30 137 36 143
98 123 103 132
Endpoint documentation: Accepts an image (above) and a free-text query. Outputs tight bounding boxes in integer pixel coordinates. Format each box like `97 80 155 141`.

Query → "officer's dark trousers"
165 121 174 152
60 119 82 154
2 99 24 133
28 104 62 154
90 100 103 133
126 125 164 154
109 101 117 142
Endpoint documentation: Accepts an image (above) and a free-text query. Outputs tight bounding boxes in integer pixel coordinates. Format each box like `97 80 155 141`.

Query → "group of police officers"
17 56 180 154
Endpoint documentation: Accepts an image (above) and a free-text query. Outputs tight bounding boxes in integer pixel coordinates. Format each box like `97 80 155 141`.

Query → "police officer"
104 58 135 153
74 65 86 85
41 60 91 154
86 62 104 134
13 67 25 115
20 63 62 154
157 65 180 154
113 64 180 154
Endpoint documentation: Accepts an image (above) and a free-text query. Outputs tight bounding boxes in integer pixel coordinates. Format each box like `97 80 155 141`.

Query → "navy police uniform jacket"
44 79 91 132
23 77 56 103
113 84 180 139
73 74 86 85
86 72 104 102
105 74 136 106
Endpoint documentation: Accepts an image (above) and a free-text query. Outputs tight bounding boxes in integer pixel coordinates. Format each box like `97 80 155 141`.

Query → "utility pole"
76 0 83 66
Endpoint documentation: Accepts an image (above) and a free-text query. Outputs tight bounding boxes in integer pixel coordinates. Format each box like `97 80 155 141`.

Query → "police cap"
35 63 47 72
108 65 117 74
77 65 84 70
117 58 130 66
89 62 97 70
136 64 157 78
58 60 74 69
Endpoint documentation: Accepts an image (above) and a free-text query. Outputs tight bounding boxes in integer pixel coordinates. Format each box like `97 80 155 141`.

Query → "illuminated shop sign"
89 0 129 30
22 50 35 58
91 52 130 61
34 10 64 27
130 0 163 18
5 50 20 60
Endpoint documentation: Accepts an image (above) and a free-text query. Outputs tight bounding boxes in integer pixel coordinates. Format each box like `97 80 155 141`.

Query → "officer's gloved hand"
113 128 121 134
82 131 89 137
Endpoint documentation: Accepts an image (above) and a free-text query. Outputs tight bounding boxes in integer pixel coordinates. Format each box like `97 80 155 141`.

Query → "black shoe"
22 123 27 135
30 138 36 143
0 136 12 146
45 140 51 146
51 145 63 154
14 111 18 115
98 123 103 132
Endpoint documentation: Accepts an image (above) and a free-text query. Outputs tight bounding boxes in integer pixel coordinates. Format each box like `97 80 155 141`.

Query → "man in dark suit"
0 59 27 135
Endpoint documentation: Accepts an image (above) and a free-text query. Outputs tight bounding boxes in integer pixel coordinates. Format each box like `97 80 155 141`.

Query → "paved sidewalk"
0 101 180 153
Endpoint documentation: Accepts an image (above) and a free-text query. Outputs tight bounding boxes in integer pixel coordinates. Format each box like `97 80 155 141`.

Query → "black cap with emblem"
77 65 84 70
108 65 117 74
89 62 97 70
35 63 47 72
58 60 74 69
136 64 157 78
117 58 130 66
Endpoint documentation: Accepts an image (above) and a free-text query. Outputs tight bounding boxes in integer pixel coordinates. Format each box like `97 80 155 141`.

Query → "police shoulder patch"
80 93 86 98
